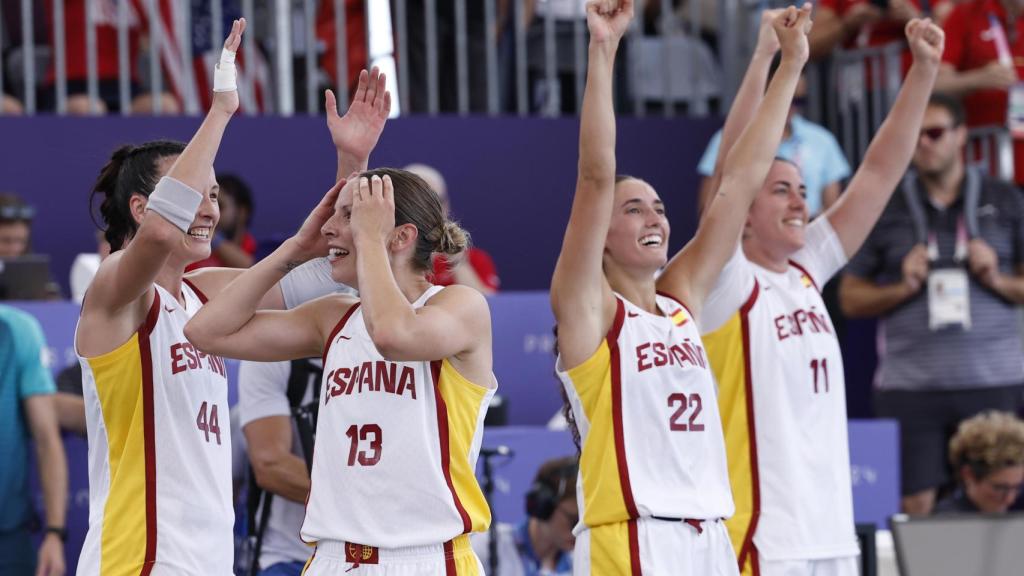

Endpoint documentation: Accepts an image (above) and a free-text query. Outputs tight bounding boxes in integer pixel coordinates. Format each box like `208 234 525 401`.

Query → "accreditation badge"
927 268 971 330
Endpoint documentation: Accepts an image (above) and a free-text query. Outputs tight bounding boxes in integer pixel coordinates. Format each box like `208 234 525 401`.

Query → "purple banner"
1 115 718 296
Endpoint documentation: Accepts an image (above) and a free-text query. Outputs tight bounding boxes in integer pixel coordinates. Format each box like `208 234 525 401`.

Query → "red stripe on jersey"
787 259 820 292
432 361 472 533
628 519 642 575
737 282 762 570
139 292 161 575
443 540 457 575
321 303 362 365
182 277 209 304
608 299 639 519
655 289 696 321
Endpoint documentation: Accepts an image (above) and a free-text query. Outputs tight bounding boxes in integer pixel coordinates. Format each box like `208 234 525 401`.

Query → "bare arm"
934 61 1017 98
244 417 310 503
659 5 810 315
350 176 493 372
25 395 67 576
185 182 350 361
838 272 919 317
550 1 632 369
54 393 86 436
826 19 943 258
701 9 781 208
326 67 391 181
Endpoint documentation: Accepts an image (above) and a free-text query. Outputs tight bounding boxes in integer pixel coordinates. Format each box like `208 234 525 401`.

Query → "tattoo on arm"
279 260 305 274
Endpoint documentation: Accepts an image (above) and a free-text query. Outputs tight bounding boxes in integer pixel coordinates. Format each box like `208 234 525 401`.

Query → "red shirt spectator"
317 0 368 95
44 0 142 84
940 0 1024 184
431 249 500 293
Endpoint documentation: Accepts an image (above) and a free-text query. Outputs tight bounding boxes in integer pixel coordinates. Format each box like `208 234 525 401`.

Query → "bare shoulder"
426 285 491 316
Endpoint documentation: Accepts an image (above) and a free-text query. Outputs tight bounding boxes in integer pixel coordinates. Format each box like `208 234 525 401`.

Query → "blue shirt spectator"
698 114 851 216
0 305 67 576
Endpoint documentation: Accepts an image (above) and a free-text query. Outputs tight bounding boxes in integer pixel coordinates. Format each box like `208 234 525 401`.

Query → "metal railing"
0 0 763 118
967 125 1015 183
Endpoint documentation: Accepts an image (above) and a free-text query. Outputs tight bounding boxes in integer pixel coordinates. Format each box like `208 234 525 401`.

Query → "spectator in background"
809 0 952 64
839 94 1024 515
238 357 328 576
69 230 112 304
317 0 368 99
40 0 179 114
696 70 851 217
187 173 257 270
935 0 1024 186
472 456 577 576
0 193 34 257
0 305 67 576
404 163 501 294
935 411 1024 514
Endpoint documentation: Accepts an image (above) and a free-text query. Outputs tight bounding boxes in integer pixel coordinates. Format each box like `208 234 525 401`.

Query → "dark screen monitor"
891 513 1024 576
0 255 52 300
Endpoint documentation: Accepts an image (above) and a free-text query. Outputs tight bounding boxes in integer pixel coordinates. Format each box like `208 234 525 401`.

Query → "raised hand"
294 178 346 259
905 18 945 68
586 0 634 46
351 175 396 249
773 3 813 65
212 18 246 116
755 9 784 57
326 67 391 165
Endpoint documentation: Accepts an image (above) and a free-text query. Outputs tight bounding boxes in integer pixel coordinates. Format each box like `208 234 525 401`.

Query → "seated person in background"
70 230 112 304
935 410 1024 514
404 163 501 294
187 173 257 270
472 456 577 576
696 69 850 217
0 193 34 257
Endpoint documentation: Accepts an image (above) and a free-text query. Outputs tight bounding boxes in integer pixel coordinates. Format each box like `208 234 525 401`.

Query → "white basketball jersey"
301 285 494 548
557 293 735 531
702 218 858 562
77 281 233 575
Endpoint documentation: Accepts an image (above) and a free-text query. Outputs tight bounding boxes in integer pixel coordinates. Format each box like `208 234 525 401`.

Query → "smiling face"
745 160 808 264
143 155 221 264
604 178 671 273
321 179 359 285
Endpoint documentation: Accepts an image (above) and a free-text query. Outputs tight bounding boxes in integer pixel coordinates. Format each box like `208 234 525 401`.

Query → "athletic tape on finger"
213 47 238 92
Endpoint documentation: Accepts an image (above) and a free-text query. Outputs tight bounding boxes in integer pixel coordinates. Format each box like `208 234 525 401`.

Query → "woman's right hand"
211 18 247 117
292 178 347 260
586 0 634 47
773 3 812 66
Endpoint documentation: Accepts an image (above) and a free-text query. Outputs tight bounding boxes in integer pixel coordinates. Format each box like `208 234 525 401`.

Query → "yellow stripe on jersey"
563 342 630 527
436 359 492 533
86 334 150 574
588 521 635 574
704 311 757 564
449 535 481 575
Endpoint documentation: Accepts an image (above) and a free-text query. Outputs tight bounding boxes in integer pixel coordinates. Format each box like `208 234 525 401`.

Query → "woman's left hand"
351 175 396 248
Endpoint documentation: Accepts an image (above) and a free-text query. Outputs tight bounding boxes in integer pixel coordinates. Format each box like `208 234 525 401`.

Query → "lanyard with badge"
988 13 1024 139
902 168 982 330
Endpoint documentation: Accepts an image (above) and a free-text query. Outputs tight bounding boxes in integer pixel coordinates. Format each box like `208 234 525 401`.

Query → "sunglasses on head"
920 126 953 141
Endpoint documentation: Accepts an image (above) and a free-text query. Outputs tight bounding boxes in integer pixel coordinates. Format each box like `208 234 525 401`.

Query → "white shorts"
573 517 739 575
300 536 482 575
752 555 860 576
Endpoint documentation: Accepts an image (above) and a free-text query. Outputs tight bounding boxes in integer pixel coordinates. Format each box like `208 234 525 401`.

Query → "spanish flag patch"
671 308 689 327
800 273 813 288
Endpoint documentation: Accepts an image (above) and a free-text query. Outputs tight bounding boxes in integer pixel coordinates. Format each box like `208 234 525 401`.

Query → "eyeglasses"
985 480 1024 498
920 126 953 141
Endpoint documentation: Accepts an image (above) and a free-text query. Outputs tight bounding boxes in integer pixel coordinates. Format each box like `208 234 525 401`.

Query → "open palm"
326 67 391 162
586 0 634 45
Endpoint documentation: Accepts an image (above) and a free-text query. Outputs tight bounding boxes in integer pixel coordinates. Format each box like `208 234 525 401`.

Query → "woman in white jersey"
550 1 811 573
74 21 391 574
699 19 945 576
186 169 497 575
